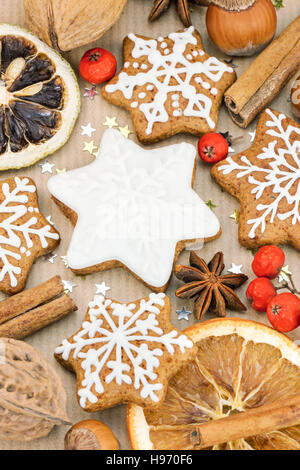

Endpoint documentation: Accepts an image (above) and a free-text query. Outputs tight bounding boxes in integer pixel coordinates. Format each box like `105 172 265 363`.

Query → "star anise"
148 0 210 27
175 251 248 320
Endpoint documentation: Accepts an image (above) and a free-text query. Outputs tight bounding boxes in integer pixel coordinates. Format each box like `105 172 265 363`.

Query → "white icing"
164 49 170 55
160 42 167 48
192 51 198 57
55 292 193 407
141 64 148 70
186 54 192 60
147 84 154 91
131 101 138 108
105 26 234 135
48 129 220 288
133 62 139 68
210 87 218 95
0 177 59 287
124 61 130 68
218 109 300 239
138 92 146 99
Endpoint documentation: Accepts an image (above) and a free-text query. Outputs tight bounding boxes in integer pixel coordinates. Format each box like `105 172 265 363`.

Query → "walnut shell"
23 0 128 52
0 338 70 441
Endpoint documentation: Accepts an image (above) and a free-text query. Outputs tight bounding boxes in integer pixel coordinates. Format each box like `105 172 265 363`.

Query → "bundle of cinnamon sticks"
0 276 77 340
225 15 300 127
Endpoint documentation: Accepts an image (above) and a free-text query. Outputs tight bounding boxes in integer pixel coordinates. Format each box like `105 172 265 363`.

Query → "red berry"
246 277 276 312
198 133 228 164
267 293 300 332
252 245 285 279
79 48 117 85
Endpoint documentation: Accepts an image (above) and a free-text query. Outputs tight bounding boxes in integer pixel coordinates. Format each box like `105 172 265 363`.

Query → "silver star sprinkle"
81 123 96 138
249 131 256 143
278 265 292 283
44 252 57 264
46 215 54 225
228 263 243 274
39 160 55 174
83 86 99 100
176 306 192 321
61 255 69 268
63 279 77 293
95 281 111 296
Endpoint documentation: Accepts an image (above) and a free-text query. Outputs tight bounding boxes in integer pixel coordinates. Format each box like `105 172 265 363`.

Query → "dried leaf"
0 338 70 441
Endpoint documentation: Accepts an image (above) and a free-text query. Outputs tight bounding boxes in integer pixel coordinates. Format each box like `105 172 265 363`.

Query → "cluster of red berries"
246 245 300 333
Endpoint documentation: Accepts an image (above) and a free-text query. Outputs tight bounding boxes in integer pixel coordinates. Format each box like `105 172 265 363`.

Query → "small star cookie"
211 108 300 251
0 176 60 294
55 292 196 411
102 26 236 144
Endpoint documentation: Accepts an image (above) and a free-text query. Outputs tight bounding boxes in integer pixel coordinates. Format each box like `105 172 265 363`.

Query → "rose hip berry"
252 245 285 279
198 133 228 164
79 48 117 85
246 277 276 312
267 292 300 332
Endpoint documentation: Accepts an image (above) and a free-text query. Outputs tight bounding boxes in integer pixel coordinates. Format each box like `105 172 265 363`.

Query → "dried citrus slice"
128 318 300 450
0 24 80 170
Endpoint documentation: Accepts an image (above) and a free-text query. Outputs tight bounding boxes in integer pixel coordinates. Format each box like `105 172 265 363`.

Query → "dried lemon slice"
0 24 80 170
128 318 300 450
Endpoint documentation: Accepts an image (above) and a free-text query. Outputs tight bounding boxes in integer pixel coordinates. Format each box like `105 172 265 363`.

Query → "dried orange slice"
127 318 300 450
0 24 80 170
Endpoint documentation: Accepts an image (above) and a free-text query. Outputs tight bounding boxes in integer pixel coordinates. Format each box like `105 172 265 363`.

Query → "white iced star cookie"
212 108 300 251
48 129 221 290
102 27 236 144
55 292 196 411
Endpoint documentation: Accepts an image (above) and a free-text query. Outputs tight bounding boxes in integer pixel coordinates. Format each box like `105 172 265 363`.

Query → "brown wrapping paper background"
0 0 300 450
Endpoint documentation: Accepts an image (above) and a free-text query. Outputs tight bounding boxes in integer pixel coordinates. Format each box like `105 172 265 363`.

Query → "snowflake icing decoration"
55 293 193 408
218 109 300 239
0 177 59 287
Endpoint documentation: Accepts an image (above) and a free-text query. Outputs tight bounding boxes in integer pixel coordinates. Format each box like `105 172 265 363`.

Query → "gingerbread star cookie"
102 26 236 144
55 292 196 411
211 108 300 251
0 176 60 294
48 128 221 291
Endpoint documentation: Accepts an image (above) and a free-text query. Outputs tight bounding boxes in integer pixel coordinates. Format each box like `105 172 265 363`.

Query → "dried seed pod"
65 420 119 450
23 0 128 52
0 338 70 441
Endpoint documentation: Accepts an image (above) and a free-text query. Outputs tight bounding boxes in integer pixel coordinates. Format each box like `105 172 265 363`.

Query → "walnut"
0 338 70 441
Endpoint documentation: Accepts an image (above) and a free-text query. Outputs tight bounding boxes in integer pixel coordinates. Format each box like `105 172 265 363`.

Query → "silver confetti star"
44 252 57 264
249 131 256 142
278 265 292 283
46 215 54 225
81 123 96 138
61 255 69 268
228 263 243 274
95 281 111 296
63 279 77 293
39 160 55 174
176 306 192 321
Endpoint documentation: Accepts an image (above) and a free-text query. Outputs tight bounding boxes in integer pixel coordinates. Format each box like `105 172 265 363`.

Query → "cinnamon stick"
225 16 300 128
0 275 64 325
189 394 300 449
0 293 77 340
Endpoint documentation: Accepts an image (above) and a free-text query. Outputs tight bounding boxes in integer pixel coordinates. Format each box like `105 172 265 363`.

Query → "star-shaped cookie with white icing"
48 129 221 291
102 26 236 144
211 108 300 251
55 292 196 411
0 176 60 294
